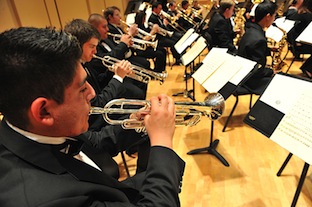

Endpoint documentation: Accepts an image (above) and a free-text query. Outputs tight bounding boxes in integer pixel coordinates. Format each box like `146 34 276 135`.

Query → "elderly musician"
0 26 185 206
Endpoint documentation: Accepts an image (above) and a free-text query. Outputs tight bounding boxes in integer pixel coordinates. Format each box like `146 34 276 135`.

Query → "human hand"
144 94 175 149
120 34 132 47
128 24 139 36
114 60 132 79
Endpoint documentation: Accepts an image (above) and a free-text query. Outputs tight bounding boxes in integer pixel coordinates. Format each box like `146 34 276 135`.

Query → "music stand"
244 73 312 207
172 36 207 101
187 120 229 167
189 48 259 166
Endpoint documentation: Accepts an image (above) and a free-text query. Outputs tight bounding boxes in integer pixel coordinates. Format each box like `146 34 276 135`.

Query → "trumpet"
148 23 174 37
107 32 158 51
89 93 225 132
120 20 156 41
160 10 186 32
93 55 168 84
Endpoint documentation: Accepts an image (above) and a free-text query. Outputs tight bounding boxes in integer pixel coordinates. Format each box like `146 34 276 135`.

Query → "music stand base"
187 139 229 167
172 89 195 101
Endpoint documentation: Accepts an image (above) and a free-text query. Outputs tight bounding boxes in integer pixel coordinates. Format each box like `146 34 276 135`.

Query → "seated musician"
0 27 185 206
134 10 167 73
177 0 194 30
148 1 182 65
103 6 151 70
191 0 203 23
207 0 237 53
283 0 303 18
88 13 147 99
237 0 277 92
286 0 312 78
64 19 150 176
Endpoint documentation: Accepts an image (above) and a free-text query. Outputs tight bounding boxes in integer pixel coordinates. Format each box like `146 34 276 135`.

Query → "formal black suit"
207 12 236 53
0 120 185 207
238 22 273 92
148 13 182 61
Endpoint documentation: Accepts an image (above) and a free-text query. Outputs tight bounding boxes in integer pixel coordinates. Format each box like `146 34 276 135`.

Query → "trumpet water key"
89 92 225 132
93 55 168 84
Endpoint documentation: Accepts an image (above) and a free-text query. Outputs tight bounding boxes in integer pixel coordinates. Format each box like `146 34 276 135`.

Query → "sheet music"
296 21 312 45
177 33 199 54
266 25 284 42
202 55 241 92
175 28 194 52
270 88 312 165
274 17 296 33
259 74 311 114
181 37 206 66
229 56 257 85
192 48 229 84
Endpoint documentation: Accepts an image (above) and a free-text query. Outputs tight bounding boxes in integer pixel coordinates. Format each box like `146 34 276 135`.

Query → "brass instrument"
148 22 174 37
93 55 168 84
267 23 287 71
160 10 186 32
233 8 246 46
107 32 158 51
120 20 156 41
89 92 225 132
176 5 199 26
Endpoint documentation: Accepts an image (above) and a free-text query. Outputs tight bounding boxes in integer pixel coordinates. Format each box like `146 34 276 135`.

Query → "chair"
222 85 261 132
285 41 310 74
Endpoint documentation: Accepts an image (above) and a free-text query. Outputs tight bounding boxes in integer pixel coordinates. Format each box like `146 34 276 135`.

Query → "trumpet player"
148 1 183 65
64 19 151 176
134 10 167 73
103 6 151 71
88 13 148 99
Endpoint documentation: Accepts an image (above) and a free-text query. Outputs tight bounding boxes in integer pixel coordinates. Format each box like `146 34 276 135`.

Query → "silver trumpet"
89 93 225 132
93 55 168 84
120 20 156 41
148 22 174 37
107 32 158 51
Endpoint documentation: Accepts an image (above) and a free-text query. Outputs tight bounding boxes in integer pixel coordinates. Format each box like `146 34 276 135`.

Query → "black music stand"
187 120 229 167
277 153 310 207
172 36 207 101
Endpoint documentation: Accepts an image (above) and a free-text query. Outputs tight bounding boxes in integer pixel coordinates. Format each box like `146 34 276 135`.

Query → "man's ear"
30 98 54 126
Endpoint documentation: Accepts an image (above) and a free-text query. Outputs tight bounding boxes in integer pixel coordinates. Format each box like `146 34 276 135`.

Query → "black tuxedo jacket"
238 22 273 91
207 12 236 52
0 120 185 207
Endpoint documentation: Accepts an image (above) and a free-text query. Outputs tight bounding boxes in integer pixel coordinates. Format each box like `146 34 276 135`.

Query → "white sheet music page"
270 88 312 165
266 25 284 42
296 21 312 45
177 33 200 54
259 74 310 114
174 29 195 53
274 17 296 33
202 55 241 92
229 56 257 85
181 37 206 66
192 48 228 84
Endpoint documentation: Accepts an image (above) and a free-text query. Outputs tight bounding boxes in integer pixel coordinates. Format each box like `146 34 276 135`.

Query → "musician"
178 0 194 29
88 13 147 99
237 0 277 92
0 27 185 206
286 0 312 61
283 0 303 18
148 1 182 65
134 10 167 73
191 0 203 22
103 6 151 70
64 19 150 176
207 0 237 53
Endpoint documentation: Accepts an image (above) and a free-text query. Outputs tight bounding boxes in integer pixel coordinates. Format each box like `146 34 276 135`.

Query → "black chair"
285 41 310 74
222 85 261 132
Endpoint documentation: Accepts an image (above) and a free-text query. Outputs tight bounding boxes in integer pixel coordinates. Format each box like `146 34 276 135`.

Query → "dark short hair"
135 10 146 27
0 27 81 129
255 0 277 23
64 19 100 48
88 13 105 28
219 0 235 14
152 1 162 10
181 0 189 7
103 6 120 21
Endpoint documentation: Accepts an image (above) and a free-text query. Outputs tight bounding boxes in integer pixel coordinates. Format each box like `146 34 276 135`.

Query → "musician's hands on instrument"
144 94 175 149
150 24 159 35
120 34 132 47
114 59 132 79
128 24 139 37
163 18 169 26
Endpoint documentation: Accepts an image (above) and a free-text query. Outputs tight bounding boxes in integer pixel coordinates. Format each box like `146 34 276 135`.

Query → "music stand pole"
173 61 195 101
187 121 229 167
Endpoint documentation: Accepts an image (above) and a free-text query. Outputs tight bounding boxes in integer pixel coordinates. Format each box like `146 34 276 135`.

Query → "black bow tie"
52 138 84 156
